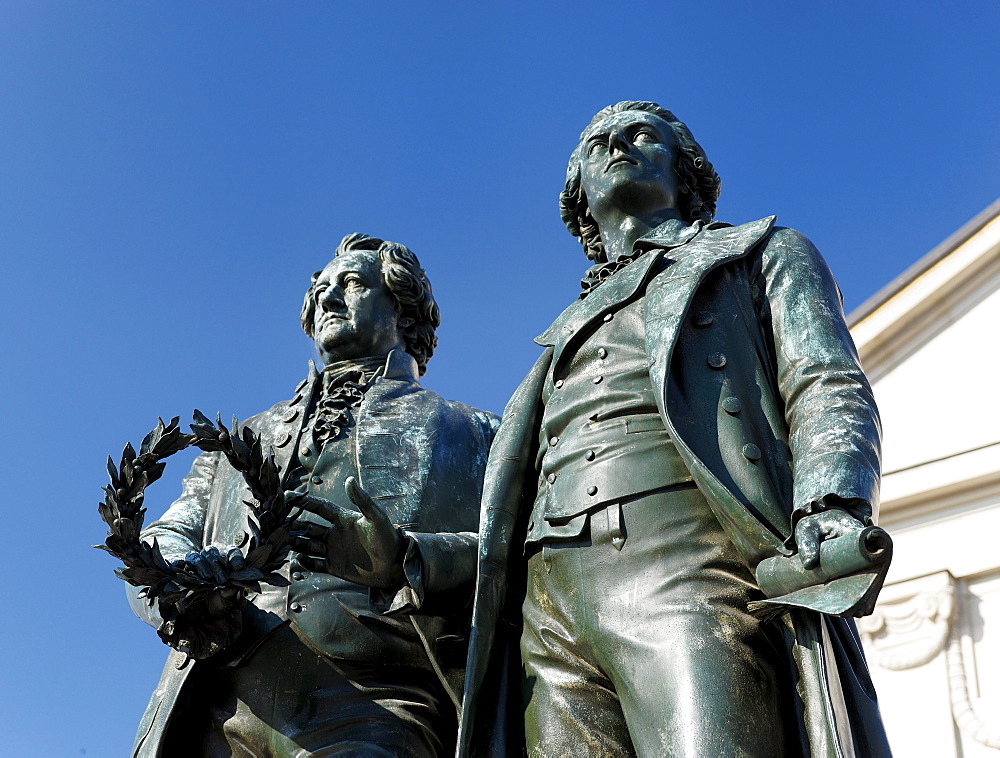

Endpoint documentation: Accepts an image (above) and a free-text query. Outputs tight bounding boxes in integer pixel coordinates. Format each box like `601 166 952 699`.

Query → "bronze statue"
457 102 892 757
124 234 497 757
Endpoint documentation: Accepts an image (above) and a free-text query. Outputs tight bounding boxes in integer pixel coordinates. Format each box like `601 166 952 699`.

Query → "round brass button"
299 446 312 457
311 476 323 485
547 473 557 484
275 431 292 448
693 311 714 328
593 375 603 384
290 602 303 613
707 352 726 369
603 313 614 322
282 408 299 423
597 348 608 359
742 443 761 461
554 379 565 389
549 436 559 447
232 530 249 547
587 486 598 496
585 450 596 461
291 572 304 582
722 396 742 414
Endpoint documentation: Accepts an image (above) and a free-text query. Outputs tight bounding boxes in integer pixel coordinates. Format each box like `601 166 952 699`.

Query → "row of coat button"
548 437 596 461
544 471 600 497
697 311 759 464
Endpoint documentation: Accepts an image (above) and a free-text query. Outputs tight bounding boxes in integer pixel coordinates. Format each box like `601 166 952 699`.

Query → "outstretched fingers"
284 490 350 525
296 554 330 574
345 476 391 528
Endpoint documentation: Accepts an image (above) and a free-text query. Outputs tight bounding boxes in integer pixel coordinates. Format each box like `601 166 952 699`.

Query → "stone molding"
858 571 955 671
859 570 1000 751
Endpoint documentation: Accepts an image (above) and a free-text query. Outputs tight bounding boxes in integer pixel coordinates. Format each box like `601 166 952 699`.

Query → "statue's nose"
320 286 344 309
609 129 631 154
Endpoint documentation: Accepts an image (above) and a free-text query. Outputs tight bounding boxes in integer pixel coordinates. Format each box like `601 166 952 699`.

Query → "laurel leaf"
139 421 162 457
264 573 291 587
258 460 279 500
150 538 172 572
192 408 213 428
122 567 169 586
229 434 251 464
228 567 265 581
145 461 167 487
245 542 274 568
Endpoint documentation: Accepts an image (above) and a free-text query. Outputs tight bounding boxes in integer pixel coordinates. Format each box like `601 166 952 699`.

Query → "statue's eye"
633 129 656 143
587 140 606 157
343 275 363 288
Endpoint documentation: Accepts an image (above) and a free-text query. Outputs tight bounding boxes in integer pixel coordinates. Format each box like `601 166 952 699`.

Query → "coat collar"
307 349 420 389
634 217 703 252
534 220 704 349
378 349 421 384
274 350 420 476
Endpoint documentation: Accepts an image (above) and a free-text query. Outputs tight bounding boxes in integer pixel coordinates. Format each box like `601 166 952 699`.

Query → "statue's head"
559 101 722 263
300 234 440 375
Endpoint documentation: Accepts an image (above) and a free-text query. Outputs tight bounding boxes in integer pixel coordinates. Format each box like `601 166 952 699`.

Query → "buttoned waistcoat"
459 218 889 758
127 351 498 758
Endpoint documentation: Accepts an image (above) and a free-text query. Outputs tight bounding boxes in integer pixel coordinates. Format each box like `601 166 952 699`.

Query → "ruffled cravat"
311 356 386 446
579 249 648 299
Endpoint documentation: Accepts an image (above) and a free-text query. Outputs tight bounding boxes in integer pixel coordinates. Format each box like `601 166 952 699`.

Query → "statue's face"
310 252 404 364
579 110 680 219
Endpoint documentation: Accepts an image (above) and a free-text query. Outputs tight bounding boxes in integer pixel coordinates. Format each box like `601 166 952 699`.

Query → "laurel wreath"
96 411 300 664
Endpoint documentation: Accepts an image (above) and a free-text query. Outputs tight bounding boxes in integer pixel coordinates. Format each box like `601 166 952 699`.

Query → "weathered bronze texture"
117 234 498 757
458 102 892 757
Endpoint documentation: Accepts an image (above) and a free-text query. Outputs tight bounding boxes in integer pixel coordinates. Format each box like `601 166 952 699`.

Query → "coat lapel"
271 360 320 483
644 216 780 567
353 351 426 524
644 216 776 385
535 220 703 373
534 249 663 349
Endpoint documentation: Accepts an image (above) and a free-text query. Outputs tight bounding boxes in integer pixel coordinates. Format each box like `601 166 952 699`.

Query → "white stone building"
850 199 1000 756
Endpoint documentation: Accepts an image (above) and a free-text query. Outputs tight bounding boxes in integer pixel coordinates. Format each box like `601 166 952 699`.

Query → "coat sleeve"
126 450 221 628
373 530 480 616
758 227 882 532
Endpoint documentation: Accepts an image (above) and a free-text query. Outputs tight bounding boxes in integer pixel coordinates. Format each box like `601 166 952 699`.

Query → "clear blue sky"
2 2 997 754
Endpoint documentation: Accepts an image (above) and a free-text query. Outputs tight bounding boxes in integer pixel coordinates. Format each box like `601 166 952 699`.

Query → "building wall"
852 205 1000 756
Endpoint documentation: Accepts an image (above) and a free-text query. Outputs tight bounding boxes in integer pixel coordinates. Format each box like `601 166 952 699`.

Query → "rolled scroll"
749 526 892 619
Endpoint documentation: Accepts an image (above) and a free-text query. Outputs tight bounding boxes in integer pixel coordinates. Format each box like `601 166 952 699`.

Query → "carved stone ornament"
859 570 1000 750
857 570 956 671
947 623 1000 750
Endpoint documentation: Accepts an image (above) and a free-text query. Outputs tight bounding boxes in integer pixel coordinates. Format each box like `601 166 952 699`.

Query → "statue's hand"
794 509 865 570
286 477 405 591
171 545 244 617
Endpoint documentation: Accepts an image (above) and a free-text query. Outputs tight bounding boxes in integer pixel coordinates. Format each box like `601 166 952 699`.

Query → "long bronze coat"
128 352 498 757
459 218 890 757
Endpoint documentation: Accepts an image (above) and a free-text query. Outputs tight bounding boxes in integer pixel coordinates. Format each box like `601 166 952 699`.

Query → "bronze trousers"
521 486 785 758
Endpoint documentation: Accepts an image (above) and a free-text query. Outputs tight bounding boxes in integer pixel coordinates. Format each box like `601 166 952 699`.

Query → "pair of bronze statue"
116 102 892 757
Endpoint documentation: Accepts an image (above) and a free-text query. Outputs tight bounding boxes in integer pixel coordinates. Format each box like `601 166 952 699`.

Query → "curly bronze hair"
300 233 440 375
559 101 722 263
